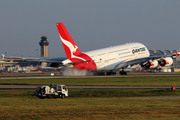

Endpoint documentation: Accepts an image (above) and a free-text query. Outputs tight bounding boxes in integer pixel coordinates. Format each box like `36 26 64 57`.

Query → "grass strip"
0 89 180 98
0 89 180 120
0 76 180 86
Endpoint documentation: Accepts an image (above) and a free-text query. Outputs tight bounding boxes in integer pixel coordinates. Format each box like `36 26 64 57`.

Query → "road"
0 85 179 89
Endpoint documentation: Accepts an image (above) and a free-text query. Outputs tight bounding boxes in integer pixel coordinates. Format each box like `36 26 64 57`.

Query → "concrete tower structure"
39 36 49 57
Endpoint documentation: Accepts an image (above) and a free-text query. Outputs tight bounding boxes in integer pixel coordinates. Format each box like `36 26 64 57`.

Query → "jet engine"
142 60 158 68
158 57 173 67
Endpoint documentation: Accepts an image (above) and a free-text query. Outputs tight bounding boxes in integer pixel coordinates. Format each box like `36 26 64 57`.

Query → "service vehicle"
34 84 68 99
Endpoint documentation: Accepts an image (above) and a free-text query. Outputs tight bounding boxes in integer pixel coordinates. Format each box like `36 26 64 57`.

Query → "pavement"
0 85 179 89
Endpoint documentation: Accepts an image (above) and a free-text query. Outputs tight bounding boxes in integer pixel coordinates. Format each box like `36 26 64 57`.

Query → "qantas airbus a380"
56 22 179 75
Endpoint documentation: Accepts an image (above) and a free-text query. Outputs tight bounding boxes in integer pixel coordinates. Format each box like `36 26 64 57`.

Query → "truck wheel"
39 96 45 99
59 94 61 98
62 94 65 99
49 95 53 99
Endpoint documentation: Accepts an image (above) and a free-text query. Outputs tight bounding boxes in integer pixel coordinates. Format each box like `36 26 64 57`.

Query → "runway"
0 72 180 79
0 85 179 89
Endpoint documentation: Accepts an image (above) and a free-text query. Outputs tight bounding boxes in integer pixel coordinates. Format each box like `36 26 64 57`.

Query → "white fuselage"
85 42 150 71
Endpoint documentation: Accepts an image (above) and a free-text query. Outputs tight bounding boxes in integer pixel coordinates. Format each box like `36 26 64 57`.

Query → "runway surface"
0 85 179 89
0 72 180 79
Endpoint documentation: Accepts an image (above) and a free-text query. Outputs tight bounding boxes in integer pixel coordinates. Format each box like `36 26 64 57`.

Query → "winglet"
175 51 178 57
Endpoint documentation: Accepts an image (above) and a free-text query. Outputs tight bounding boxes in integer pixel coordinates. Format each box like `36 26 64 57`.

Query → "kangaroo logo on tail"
56 22 97 71
56 23 82 59
60 36 86 61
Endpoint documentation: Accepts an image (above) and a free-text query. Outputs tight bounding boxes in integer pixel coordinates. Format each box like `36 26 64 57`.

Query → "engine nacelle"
142 60 158 68
158 57 173 67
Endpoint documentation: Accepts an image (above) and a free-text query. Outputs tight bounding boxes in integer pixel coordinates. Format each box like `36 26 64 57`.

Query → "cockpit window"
63 86 67 91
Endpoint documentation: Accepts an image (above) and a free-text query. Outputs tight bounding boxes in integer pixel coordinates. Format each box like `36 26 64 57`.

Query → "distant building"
39 36 49 57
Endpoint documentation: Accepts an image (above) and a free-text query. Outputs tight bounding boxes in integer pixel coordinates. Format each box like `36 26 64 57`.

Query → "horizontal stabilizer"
63 60 93 66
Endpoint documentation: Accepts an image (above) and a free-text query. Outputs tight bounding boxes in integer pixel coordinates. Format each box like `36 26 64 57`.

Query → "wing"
6 56 66 64
114 51 179 70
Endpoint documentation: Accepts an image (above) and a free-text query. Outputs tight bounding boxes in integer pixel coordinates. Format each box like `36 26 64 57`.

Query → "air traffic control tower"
39 36 49 57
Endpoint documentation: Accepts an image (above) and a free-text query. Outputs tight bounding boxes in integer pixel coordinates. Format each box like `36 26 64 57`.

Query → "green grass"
0 76 180 86
0 89 180 120
1 76 180 119
1 89 180 98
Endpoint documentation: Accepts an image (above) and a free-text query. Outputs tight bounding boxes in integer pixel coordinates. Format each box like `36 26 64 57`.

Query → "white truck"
34 84 68 99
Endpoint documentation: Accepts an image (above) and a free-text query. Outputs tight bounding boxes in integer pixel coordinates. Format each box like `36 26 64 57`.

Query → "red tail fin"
56 23 82 59
56 22 97 71
175 51 179 57
4 66 8 71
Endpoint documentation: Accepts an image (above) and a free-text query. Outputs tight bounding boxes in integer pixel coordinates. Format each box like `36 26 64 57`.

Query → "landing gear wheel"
107 71 116 75
119 71 127 75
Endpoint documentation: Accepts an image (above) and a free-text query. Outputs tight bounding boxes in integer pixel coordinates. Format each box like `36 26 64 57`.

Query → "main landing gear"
94 70 116 75
119 67 127 75
119 70 127 75
94 69 127 76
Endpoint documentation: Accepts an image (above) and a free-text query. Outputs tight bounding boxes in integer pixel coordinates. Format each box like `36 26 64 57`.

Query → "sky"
0 0 180 57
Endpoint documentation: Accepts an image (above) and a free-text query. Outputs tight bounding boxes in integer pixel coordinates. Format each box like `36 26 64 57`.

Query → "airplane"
1 54 5 59
56 22 179 75
28 65 39 71
0 66 9 73
38 63 58 72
